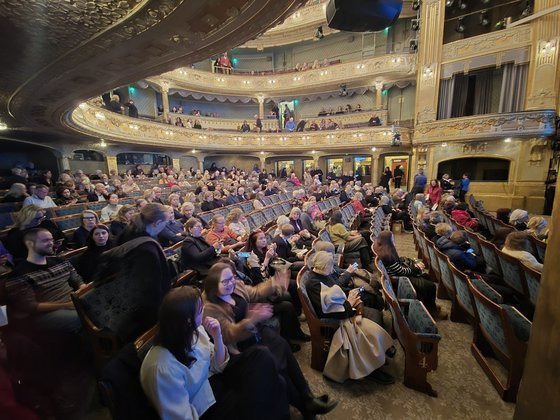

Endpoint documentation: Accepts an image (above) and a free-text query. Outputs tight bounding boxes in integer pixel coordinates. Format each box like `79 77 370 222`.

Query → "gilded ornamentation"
442 26 532 62
528 138 548 166
67 103 412 152
414 111 556 143
153 54 416 96
461 142 488 154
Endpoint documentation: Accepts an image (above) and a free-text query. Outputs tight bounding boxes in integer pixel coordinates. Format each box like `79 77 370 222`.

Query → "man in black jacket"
180 218 223 277
87 183 109 202
124 99 138 118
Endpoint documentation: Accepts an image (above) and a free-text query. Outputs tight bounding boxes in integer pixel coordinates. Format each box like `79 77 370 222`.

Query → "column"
257 95 265 119
371 152 379 184
172 158 181 172
197 156 204 171
525 0 560 110
408 146 418 191
161 82 170 121
414 0 445 124
375 81 384 109
60 154 72 171
106 154 118 175
514 174 560 417
259 155 267 170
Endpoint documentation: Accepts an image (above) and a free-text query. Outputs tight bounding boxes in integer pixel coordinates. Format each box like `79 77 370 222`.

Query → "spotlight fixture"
479 10 489 26
412 0 420 10
411 19 420 31
455 17 466 33
314 26 324 40
521 1 531 17
458 0 467 9
391 133 401 147
409 39 418 52
445 0 455 7
339 84 348 96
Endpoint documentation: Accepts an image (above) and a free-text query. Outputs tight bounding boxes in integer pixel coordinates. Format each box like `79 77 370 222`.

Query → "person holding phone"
181 218 224 278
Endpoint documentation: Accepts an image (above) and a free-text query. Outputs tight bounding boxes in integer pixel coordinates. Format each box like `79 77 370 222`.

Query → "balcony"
442 25 532 63
413 110 556 144
150 53 416 96
67 103 412 152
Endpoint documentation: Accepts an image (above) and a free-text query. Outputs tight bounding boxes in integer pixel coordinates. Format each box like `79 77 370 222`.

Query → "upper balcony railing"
152 53 417 96
414 110 556 144
67 102 412 152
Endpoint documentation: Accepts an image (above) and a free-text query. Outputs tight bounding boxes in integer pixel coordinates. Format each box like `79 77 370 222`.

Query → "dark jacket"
157 221 184 247
180 235 220 276
339 190 351 204
436 237 479 271
72 226 91 248
5 220 65 262
272 235 298 262
421 224 437 241
110 220 127 238
72 243 113 282
87 192 108 202
306 271 354 319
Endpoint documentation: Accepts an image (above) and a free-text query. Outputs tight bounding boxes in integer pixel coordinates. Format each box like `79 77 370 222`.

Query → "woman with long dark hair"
141 286 290 420
202 263 337 418
72 224 114 282
374 231 447 319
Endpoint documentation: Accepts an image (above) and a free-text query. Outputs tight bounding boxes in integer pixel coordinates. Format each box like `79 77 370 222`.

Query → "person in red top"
427 179 443 207
217 52 232 74
205 215 245 253
289 172 302 186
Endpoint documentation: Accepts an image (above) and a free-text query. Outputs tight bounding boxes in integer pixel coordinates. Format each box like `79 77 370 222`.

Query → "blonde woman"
122 177 140 194
527 216 548 242
225 208 250 239
143 188 155 203
5 205 65 260
110 204 136 237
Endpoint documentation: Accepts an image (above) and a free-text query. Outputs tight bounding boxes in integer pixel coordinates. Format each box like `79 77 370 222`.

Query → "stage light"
412 0 420 10
458 0 467 10
521 1 531 17
455 17 466 33
411 19 420 31
479 10 489 26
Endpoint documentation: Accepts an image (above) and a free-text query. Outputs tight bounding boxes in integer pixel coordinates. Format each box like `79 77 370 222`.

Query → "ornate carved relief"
442 26 532 62
414 111 556 143
462 142 488 154
528 138 549 166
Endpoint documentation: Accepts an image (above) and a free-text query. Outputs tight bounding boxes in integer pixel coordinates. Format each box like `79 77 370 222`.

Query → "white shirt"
100 204 122 222
23 194 56 209
140 326 229 420
502 247 543 272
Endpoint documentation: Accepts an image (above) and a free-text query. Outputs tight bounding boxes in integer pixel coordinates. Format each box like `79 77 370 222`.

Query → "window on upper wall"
73 150 105 161
116 153 171 166
437 157 510 181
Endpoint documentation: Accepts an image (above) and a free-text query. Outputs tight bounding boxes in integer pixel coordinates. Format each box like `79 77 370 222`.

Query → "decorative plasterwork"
151 54 416 96
67 103 412 152
414 110 556 143
442 26 532 63
462 142 488 154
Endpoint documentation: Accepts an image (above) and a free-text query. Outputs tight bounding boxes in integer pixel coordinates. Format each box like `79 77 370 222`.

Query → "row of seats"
411 215 531 402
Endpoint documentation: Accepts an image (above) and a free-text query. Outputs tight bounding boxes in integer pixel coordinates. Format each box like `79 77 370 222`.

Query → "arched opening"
0 140 60 179
70 149 107 175
116 152 171 174
437 157 510 181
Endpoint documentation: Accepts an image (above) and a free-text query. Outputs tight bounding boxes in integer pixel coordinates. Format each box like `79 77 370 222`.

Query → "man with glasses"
22 184 56 209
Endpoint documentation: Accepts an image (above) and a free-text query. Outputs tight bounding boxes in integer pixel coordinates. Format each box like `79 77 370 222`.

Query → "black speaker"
326 0 403 32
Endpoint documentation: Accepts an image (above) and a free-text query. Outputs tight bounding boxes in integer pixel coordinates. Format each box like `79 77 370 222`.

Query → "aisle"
294 231 515 420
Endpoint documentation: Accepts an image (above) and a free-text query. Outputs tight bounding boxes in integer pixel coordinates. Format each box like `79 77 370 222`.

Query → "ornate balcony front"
414 110 556 144
67 103 411 152
150 53 416 97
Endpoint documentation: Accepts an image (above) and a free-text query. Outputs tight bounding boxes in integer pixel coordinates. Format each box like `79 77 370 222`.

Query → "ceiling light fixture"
504 137 512 143
99 139 107 148
371 147 377 152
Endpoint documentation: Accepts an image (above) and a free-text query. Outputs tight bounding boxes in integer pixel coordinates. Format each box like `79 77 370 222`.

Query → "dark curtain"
450 74 468 118
473 71 492 115
437 77 455 120
499 63 528 112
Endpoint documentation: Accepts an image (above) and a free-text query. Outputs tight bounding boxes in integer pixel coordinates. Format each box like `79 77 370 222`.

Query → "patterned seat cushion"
397 277 416 300
498 255 524 294
501 305 531 343
470 277 503 303
405 299 438 335
452 271 475 317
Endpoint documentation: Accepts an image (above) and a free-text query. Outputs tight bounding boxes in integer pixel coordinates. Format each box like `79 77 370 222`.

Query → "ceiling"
0 0 306 146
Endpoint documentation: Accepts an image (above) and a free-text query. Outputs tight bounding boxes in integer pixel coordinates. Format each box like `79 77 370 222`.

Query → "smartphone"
352 262 359 267
237 251 251 258
358 286 365 295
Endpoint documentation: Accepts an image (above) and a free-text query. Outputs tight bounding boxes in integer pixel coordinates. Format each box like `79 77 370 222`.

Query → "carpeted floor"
292 231 515 420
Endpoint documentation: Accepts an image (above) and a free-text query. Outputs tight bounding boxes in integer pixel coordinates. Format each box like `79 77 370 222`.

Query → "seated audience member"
527 216 548 242
100 193 122 222
179 202 195 224
339 184 353 204
226 208 250 239
437 231 485 272
152 187 165 205
379 196 412 232
205 215 245 253
412 193 426 213
0 167 28 189
364 189 379 207
289 172 302 186
87 183 108 202
285 117 296 132
368 115 381 126
122 177 140 194
288 207 314 247
243 230 277 278
300 203 318 236
451 202 480 231
426 180 442 207
181 218 223 277
305 251 394 384
491 227 513 250
143 188 155 204
272 224 305 264
212 190 225 208
502 231 543 272
5 228 84 336
1 183 28 203
166 193 182 220
509 209 529 231
327 210 372 270
100 204 171 341
440 173 454 191
73 210 99 248
140 286 293 420
72 224 114 282
22 184 56 209
496 208 512 225
5 205 66 261
202 263 337 417
375 231 447 319
54 186 78 206
421 212 444 240
136 198 148 211
200 191 217 212
158 206 187 247
431 222 452 244
109 204 135 238
351 192 370 222
253 191 265 210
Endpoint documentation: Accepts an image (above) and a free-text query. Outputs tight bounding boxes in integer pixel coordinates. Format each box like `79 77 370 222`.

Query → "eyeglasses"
220 276 235 285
